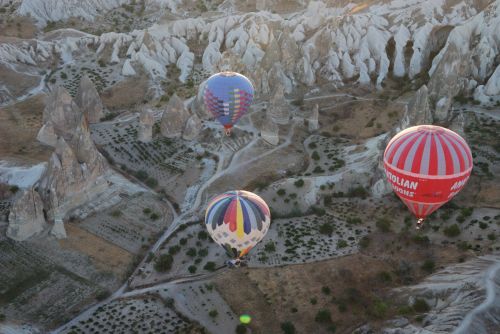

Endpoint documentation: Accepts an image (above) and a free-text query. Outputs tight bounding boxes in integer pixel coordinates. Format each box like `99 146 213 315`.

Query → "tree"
154 254 173 272
188 265 197 274
315 309 332 323
294 179 304 187
281 321 296 334
264 241 276 253
443 224 460 237
186 248 197 257
204 261 216 271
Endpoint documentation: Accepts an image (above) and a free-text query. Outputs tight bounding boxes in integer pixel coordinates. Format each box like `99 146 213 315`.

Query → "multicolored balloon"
384 125 473 228
205 190 270 259
203 71 254 135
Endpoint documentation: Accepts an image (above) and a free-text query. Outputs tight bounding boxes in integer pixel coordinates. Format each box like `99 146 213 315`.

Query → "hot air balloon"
383 125 473 229
205 190 270 264
203 71 254 136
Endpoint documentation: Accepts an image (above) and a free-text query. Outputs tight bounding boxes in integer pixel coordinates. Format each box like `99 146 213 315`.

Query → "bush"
209 310 218 318
294 179 305 187
277 189 286 196
188 265 197 274
110 210 122 217
337 239 348 249
95 289 111 301
377 271 392 283
198 248 209 257
150 213 160 220
322 286 331 295
264 241 276 253
145 177 158 188
311 151 320 160
315 309 332 323
236 324 247 334
370 300 389 318
9 185 19 193
186 248 197 257
443 224 461 237
319 222 334 235
179 238 187 245
413 299 430 313
421 259 435 273
359 236 370 249
204 261 216 271
376 218 392 232
143 208 152 214
346 186 368 199
135 170 149 181
198 230 209 240
281 321 295 334
412 234 430 245
310 297 317 305
60 72 67 79
487 233 496 241
154 254 173 272
347 216 362 225
168 245 180 255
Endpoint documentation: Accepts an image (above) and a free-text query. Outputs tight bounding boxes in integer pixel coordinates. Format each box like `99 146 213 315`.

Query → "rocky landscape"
0 0 499 333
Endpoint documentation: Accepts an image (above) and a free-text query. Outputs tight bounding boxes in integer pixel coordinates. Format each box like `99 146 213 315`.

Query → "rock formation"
268 83 289 125
403 85 433 127
7 188 47 241
74 75 104 124
37 86 82 147
307 104 319 132
161 94 189 138
260 116 279 145
138 108 154 143
182 113 202 141
50 218 67 239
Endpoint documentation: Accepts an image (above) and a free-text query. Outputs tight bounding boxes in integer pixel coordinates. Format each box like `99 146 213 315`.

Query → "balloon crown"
220 71 238 77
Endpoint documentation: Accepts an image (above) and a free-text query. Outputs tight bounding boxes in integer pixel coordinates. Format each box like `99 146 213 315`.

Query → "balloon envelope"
383 125 473 219
203 71 254 130
205 190 270 259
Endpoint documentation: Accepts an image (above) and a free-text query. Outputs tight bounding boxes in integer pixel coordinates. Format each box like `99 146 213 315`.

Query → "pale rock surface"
138 108 155 143
50 218 67 239
404 85 433 126
260 116 279 146
74 75 104 124
161 94 189 138
307 104 319 132
182 113 202 141
268 83 289 125
7 188 47 241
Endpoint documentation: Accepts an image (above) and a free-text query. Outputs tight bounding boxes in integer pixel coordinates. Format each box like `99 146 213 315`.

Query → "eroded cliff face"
7 187 47 241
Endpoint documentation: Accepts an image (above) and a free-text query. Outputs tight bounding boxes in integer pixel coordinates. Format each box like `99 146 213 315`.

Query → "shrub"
198 230 209 240
236 324 247 334
412 234 430 245
150 213 160 220
322 286 331 295
168 245 180 255
421 259 435 273
143 208 152 214
443 224 461 237
186 248 197 257
377 271 392 283
209 310 218 318
376 218 392 232
154 254 173 272
281 321 295 334
145 177 158 188
370 300 389 318
359 236 370 249
294 179 305 187
310 297 317 305
135 170 149 181
487 233 496 241
319 222 334 235
413 299 430 313
264 241 276 253
179 238 187 245
198 248 209 257
346 186 368 199
9 185 19 193
311 151 320 160
60 72 67 79
277 189 286 196
95 289 111 301
347 216 362 225
110 210 122 217
337 239 348 249
315 309 332 323
204 261 216 271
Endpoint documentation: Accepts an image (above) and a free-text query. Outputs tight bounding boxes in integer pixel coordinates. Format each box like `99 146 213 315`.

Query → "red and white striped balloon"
383 125 473 224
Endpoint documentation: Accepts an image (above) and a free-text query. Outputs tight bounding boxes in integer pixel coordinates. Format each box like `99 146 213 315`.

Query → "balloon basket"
226 258 246 268
416 218 425 230
224 128 232 136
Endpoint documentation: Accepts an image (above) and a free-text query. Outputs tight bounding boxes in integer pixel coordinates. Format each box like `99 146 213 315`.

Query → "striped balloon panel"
384 125 473 218
384 125 472 176
205 190 270 258
203 72 254 128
